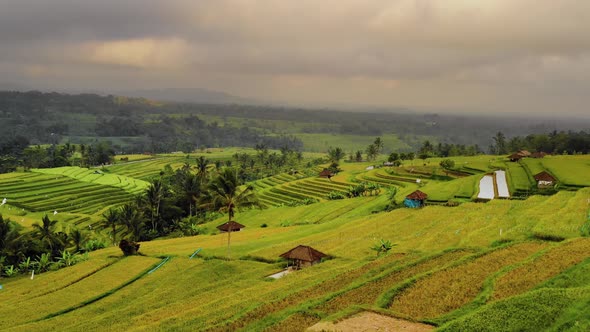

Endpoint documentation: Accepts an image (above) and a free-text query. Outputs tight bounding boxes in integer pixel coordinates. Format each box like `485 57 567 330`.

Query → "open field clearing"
308 311 434 332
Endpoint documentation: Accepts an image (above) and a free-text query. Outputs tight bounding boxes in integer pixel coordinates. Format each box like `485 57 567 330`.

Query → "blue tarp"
404 198 421 208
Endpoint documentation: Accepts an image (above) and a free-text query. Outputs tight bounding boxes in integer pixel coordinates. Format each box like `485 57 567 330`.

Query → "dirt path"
307 312 434 332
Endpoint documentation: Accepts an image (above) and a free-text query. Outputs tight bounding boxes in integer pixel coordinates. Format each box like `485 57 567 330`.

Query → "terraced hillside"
251 173 355 207
1 187 589 331
1 154 589 331
0 172 137 228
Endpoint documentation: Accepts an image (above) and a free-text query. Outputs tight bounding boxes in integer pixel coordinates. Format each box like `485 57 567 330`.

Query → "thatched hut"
319 169 334 179
279 245 328 269
533 171 556 188
404 190 428 208
216 221 246 232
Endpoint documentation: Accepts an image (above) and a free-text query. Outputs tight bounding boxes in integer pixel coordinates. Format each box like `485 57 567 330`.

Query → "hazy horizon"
2 1 590 117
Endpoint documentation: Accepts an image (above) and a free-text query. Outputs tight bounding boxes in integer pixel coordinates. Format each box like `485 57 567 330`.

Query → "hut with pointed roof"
279 245 328 269
404 190 428 208
319 169 334 179
216 221 246 232
533 171 556 189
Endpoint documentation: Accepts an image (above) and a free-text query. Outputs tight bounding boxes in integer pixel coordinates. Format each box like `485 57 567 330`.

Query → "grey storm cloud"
1 0 590 115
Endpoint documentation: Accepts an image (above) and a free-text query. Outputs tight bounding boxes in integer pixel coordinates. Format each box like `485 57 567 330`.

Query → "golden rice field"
492 238 590 301
1 154 589 331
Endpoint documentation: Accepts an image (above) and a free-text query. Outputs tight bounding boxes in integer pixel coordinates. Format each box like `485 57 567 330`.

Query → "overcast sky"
1 0 590 116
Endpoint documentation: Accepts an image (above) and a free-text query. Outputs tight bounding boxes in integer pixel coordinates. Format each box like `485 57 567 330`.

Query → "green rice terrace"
1 152 590 331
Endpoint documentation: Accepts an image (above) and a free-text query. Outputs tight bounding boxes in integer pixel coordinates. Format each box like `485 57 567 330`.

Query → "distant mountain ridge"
116 88 259 105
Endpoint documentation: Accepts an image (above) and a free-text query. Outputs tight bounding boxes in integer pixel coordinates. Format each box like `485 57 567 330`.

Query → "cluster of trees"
100 165 261 258
490 130 590 155
0 214 104 277
0 141 116 173
417 140 482 159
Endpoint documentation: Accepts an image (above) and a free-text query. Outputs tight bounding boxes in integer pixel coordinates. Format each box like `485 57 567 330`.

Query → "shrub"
326 191 346 200
84 238 107 252
119 239 141 256
260 223 268 228
532 233 565 242
3 265 19 277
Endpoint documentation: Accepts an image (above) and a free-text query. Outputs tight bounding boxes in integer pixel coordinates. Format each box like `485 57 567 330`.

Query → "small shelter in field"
279 245 328 269
404 190 428 208
533 171 556 188
216 221 246 232
319 169 334 179
518 150 531 157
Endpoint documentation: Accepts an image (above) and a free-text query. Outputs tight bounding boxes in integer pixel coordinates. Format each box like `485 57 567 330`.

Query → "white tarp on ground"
477 175 495 200
495 170 510 198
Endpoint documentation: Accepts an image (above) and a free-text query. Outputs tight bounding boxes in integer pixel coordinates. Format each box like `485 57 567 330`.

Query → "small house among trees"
216 221 246 232
404 190 428 208
279 245 328 269
533 171 556 189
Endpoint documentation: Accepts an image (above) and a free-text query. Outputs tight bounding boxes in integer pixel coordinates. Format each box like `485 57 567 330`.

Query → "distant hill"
116 87 259 105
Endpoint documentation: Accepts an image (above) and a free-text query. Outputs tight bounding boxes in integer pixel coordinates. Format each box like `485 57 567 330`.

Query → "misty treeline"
489 131 590 155
2 90 588 155
0 91 302 154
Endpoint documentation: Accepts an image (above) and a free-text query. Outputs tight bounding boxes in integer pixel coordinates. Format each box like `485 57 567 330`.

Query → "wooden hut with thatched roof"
404 190 428 208
533 171 556 189
216 221 246 232
319 169 334 179
279 245 328 269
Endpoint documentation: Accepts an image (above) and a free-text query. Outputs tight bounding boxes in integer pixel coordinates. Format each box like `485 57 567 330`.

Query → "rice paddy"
1 153 589 331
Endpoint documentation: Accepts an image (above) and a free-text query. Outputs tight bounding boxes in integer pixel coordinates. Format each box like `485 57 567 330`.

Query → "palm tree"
373 137 384 154
102 208 120 245
205 168 260 259
70 228 85 253
180 173 201 216
120 203 144 242
145 180 164 232
195 156 209 184
32 215 63 255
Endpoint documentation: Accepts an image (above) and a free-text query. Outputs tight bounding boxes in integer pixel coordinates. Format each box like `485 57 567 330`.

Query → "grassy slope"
1 154 590 331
